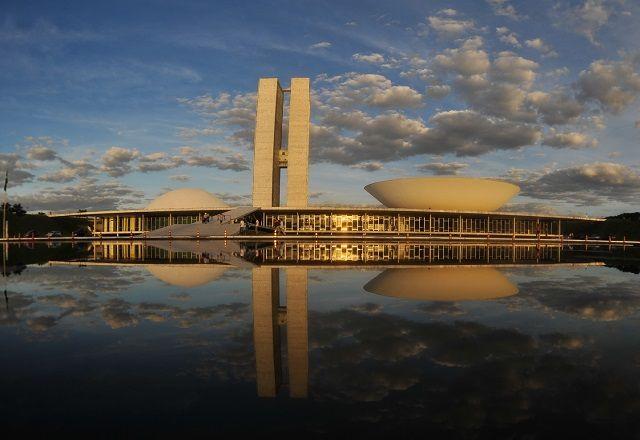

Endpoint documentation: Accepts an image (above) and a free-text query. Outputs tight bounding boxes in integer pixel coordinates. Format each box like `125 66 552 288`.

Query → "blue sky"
1 0 639 216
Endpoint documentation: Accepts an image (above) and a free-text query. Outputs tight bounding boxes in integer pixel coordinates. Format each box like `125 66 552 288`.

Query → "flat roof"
46 206 229 217
47 261 606 270
47 205 605 222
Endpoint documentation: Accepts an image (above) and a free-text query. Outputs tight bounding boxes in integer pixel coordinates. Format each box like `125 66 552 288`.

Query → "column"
253 78 284 207
287 78 310 208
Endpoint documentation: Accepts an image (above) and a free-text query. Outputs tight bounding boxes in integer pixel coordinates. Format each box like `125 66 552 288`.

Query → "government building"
49 77 602 239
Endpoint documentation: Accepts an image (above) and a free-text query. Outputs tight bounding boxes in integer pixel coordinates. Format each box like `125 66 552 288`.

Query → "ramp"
146 206 259 237
224 206 260 220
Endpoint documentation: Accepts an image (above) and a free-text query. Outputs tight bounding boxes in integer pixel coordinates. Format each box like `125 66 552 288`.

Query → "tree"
10 203 26 216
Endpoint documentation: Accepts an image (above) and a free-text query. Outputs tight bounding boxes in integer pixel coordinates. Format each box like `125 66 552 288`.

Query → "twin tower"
252 78 310 208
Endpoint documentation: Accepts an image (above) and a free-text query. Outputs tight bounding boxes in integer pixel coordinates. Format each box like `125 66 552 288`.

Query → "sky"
0 0 639 217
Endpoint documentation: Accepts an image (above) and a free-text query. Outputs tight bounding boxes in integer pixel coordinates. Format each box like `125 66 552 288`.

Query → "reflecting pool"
1 241 640 437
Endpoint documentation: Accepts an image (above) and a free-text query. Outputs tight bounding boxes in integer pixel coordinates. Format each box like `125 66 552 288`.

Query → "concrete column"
286 267 308 398
252 267 281 397
558 219 562 239
287 78 310 208
253 78 284 207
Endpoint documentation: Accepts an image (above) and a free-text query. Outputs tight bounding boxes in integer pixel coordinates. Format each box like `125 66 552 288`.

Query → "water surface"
1 242 640 437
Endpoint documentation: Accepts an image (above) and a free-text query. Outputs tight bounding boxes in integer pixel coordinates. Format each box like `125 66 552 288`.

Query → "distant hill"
565 212 640 240
607 212 640 222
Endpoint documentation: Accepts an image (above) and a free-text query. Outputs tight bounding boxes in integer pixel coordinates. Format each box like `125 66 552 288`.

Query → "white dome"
146 188 228 210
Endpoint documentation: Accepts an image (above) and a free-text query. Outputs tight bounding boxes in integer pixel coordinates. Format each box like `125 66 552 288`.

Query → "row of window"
98 215 201 232
263 243 561 263
92 242 560 264
94 212 559 235
264 213 558 235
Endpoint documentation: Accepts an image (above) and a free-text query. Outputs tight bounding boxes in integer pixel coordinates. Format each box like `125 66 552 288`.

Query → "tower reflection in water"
253 267 308 398
69 241 605 399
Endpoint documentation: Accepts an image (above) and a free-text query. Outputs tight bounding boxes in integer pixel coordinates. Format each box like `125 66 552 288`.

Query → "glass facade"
263 211 559 237
90 209 561 237
94 212 221 235
90 242 563 265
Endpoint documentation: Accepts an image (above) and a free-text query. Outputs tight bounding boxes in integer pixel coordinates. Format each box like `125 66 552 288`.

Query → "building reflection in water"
49 241 606 399
364 266 518 301
252 267 308 398
90 241 568 266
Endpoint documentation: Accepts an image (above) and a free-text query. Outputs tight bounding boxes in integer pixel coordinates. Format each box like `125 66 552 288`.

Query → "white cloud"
427 15 475 39
426 84 451 98
554 0 611 45
546 67 570 77
178 91 256 146
309 41 332 49
177 93 230 113
500 202 560 215
497 27 521 47
486 0 526 20
352 53 386 64
318 73 423 109
413 110 542 156
451 50 541 122
577 57 640 113
312 109 542 165
39 160 96 182
26 145 58 161
0 153 34 187
434 39 490 76
525 38 558 58
516 162 640 205
15 178 145 211
527 91 584 125
169 174 191 182
543 130 598 149
491 52 538 86
417 162 468 175
100 147 140 177
351 162 384 171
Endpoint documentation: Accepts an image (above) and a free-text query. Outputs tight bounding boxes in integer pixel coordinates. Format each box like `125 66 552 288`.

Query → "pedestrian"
240 219 246 233
275 219 286 236
255 218 260 233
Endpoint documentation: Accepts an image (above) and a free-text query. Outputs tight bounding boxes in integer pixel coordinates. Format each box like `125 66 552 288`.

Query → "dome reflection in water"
363 266 519 301
145 264 228 288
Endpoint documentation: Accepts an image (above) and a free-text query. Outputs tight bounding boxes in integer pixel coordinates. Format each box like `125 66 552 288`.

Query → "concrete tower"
252 77 310 208
252 78 284 208
286 78 311 208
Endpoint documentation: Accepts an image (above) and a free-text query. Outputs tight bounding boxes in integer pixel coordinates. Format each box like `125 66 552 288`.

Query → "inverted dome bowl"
364 177 519 211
